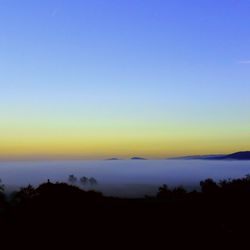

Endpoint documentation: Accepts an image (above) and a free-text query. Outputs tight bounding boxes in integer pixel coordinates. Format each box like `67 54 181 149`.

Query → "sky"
0 0 250 159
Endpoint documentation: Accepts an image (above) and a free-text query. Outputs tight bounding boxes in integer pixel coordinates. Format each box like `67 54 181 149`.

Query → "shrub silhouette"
200 178 219 194
157 184 187 199
13 184 38 202
172 186 187 195
219 175 250 194
157 184 172 199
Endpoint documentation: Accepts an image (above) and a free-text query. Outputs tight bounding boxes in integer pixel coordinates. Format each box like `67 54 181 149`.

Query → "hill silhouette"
130 157 147 160
169 151 250 160
222 151 250 160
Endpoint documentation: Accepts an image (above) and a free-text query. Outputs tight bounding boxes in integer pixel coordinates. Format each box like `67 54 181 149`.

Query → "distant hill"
168 154 226 160
106 158 120 160
221 151 250 160
130 157 147 160
168 151 250 160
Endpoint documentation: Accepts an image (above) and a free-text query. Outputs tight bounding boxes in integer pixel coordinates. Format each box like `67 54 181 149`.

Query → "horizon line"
0 150 249 161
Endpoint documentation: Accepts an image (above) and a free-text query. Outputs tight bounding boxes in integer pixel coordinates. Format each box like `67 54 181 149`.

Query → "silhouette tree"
157 184 172 199
218 174 250 194
68 174 77 184
0 179 4 193
172 186 187 196
89 177 98 185
0 179 5 206
80 176 89 185
15 185 37 201
157 184 187 199
200 178 219 194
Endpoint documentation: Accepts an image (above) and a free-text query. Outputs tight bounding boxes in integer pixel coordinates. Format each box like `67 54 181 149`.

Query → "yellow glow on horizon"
0 117 249 159
0 133 249 160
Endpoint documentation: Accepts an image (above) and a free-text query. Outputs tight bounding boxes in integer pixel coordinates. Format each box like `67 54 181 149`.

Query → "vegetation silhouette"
68 174 77 184
157 184 187 199
80 176 89 185
89 177 98 185
200 178 219 194
0 179 5 208
1 175 250 248
0 179 4 192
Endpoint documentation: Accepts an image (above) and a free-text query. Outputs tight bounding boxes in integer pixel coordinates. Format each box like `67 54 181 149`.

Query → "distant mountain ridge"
130 157 147 160
220 151 250 160
106 152 250 161
168 151 250 160
168 154 226 160
105 157 147 160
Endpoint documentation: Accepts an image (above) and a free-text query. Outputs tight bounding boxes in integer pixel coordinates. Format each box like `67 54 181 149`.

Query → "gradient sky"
0 0 250 159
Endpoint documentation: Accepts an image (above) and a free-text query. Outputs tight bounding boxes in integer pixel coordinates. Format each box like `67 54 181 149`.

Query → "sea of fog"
0 159 250 197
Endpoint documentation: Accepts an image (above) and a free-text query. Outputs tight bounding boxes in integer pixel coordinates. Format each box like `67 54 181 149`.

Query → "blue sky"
0 0 249 158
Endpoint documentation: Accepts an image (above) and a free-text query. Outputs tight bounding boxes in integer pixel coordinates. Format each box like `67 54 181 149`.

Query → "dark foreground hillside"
1 176 250 248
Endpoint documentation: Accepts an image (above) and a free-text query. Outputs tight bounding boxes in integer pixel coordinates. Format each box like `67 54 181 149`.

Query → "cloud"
238 60 250 64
